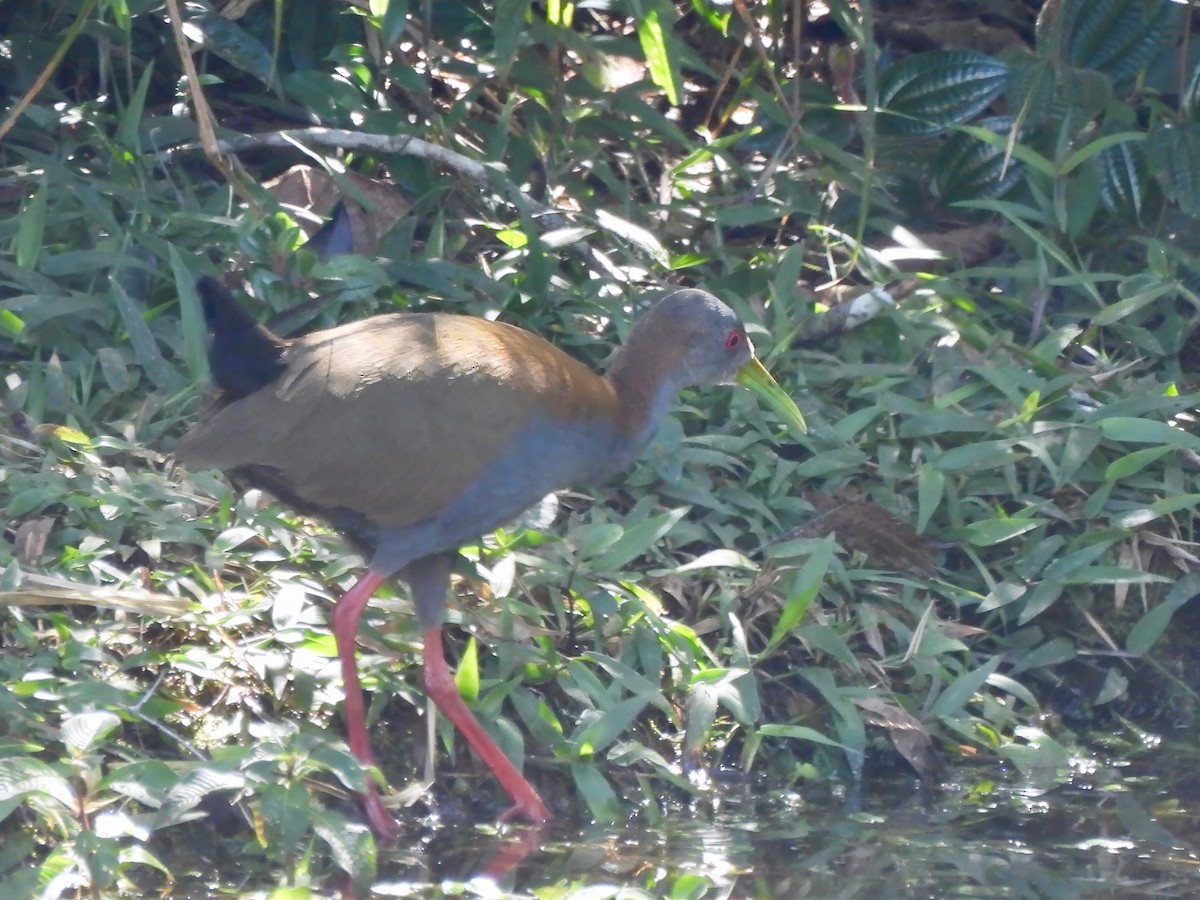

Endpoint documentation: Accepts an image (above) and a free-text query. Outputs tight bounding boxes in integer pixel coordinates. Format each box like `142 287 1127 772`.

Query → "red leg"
422 627 551 824
329 570 398 841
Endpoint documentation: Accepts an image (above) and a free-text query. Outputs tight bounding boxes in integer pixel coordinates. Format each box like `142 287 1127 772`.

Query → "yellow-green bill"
736 357 807 437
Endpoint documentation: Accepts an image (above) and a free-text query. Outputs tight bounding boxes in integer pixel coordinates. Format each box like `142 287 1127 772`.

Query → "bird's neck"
605 346 680 470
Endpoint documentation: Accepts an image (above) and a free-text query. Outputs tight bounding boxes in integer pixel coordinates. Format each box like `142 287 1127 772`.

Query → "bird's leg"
403 553 551 825
422 626 551 824
329 569 399 842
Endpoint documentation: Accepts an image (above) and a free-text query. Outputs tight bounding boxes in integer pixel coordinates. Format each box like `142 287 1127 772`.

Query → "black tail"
196 276 288 399
305 200 354 260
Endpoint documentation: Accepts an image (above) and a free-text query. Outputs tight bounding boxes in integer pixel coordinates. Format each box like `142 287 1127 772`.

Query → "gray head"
620 288 756 388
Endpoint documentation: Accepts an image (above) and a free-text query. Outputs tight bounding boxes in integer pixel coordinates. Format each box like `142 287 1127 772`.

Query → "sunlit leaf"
62 711 121 754
570 763 620 823
634 5 681 106
455 636 480 703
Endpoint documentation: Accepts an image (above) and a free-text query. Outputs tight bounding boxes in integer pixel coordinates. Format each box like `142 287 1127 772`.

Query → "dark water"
152 741 1200 897
357 744 1200 898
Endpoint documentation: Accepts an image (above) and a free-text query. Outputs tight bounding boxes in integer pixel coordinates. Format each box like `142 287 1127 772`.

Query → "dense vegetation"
2 0 1199 893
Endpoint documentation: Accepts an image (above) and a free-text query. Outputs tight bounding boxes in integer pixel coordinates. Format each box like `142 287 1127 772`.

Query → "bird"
176 276 806 839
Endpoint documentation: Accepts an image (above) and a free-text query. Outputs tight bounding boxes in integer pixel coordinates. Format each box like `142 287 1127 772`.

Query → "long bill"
736 357 807 437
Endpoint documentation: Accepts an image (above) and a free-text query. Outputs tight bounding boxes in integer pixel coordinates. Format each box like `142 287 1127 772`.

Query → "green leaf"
62 711 121 754
931 656 1001 718
932 116 1024 203
310 806 376 888
798 622 859 669
372 0 411 48
796 668 866 758
958 518 1044 547
683 681 718 756
585 652 669 709
1097 416 1200 449
156 765 246 827
111 278 171 387
635 5 682 106
766 535 835 652
1099 138 1147 219
0 309 24 338
1092 277 1176 326
999 727 1070 774
307 743 371 793
492 0 530 79
495 228 529 249
511 688 565 746
210 526 261 553
117 844 173 881
572 523 623 559
978 581 1027 614
933 440 1016 473
1060 0 1182 83
916 463 945 534
757 723 847 750
171 249 209 383
260 781 313 850
1145 120 1200 218
1060 130 1147 176
0 758 76 810
1104 445 1173 481
15 177 48 270
878 50 1010 136
954 127 1056 178
571 763 620 824
1127 577 1200 654
1009 638 1077 675
572 695 650 756
455 636 480 704
545 0 573 27
592 507 689 573
7 487 54 518
189 10 276 87
46 424 90 445
102 760 180 807
595 209 671 267
1058 567 1169 586
684 668 758 751
115 62 155 150
670 127 763 178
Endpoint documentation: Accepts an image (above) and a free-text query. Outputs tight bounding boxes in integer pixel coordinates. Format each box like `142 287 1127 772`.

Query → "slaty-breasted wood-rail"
176 276 806 839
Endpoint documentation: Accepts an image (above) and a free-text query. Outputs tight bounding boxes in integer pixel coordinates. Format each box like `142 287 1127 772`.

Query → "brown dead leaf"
776 489 938 577
939 621 988 640
14 516 55 566
0 572 189 616
1050 485 1088 520
914 223 1005 268
856 695 945 781
263 165 411 254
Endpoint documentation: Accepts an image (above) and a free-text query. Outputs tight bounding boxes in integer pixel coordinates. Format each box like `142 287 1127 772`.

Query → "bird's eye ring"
725 331 742 350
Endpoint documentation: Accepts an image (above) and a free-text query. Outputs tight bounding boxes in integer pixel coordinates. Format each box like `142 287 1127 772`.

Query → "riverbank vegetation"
2 0 1198 893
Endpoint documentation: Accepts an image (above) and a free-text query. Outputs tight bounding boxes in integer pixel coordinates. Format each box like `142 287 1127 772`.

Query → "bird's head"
626 289 807 437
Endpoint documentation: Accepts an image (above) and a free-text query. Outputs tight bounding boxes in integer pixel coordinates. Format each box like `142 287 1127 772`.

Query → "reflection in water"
362 748 1200 897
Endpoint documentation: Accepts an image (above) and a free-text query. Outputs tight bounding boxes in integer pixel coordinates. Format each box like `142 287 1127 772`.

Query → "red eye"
725 331 742 350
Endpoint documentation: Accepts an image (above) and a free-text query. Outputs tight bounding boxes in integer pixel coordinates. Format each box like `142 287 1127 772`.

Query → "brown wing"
176 312 619 530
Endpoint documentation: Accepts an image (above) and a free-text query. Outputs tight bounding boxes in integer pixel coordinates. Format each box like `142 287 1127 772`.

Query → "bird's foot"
498 792 551 825
361 787 400 844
